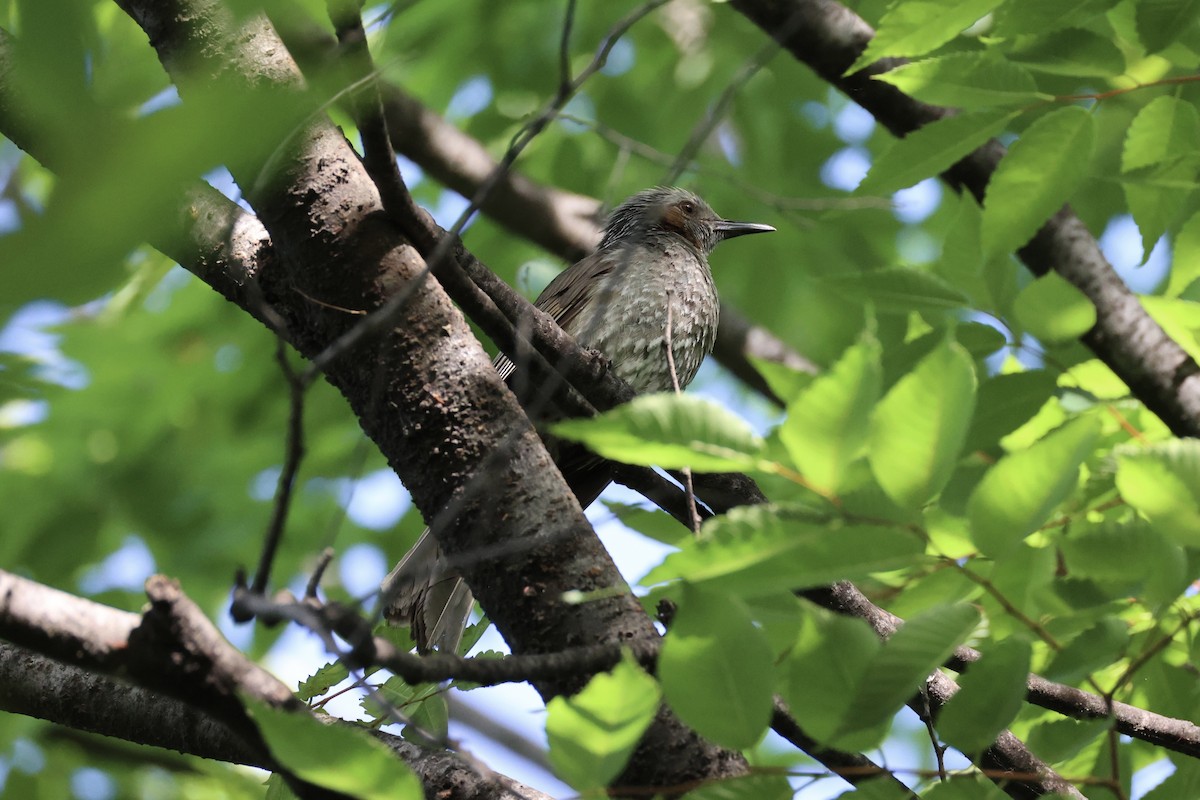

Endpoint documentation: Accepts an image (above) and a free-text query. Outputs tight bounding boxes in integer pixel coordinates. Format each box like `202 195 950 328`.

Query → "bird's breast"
566 244 719 394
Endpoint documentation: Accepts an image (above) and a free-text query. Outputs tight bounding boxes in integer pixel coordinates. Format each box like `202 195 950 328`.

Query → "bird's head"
598 186 775 255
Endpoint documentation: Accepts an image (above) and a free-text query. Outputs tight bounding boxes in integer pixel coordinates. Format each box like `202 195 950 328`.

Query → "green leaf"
782 608 880 745
244 700 423 800
1013 271 1097 342
681 774 794 800
1009 28 1126 77
967 415 1101 556
994 0 1122 35
873 53 1044 109
1124 165 1196 259
603 501 692 547
1116 440 1200 547
641 505 926 595
858 110 1017 196
869 340 977 509
938 638 1032 754
748 356 816 405
552 394 763 473
920 776 1010 799
982 106 1095 257
545 652 661 791
964 370 1057 452
1044 619 1129 684
1122 97 1200 173
823 267 969 314
297 661 349 702
1136 0 1200 52
848 0 1005 74
779 337 882 494
659 585 774 749
1167 210 1200 297
837 604 981 743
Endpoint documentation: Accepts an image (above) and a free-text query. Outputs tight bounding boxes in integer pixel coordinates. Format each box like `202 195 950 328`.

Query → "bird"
381 186 774 652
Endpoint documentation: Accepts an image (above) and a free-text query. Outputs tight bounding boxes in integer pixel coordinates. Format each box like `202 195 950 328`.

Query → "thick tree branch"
0 579 553 800
109 0 746 792
729 0 1200 437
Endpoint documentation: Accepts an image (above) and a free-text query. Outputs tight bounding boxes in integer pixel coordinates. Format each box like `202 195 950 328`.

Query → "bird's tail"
380 528 475 654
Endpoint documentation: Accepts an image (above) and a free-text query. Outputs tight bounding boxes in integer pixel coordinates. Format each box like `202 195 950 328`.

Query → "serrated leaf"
1013 271 1097 342
858 110 1016 196
1116 440 1200 547
837 604 981 744
1044 619 1129 684
659 585 774 749
1010 28 1126 77
823 267 969 313
938 638 1031 754
1167 210 1200 297
982 106 1095 257
546 652 661 791
1125 165 1196 259
779 337 882 494
964 370 1057 452
1136 0 1200 52
1122 97 1200 173
244 699 423 800
869 340 977 509
297 661 349 702
682 774 795 800
641 505 926 595
782 609 880 745
552 394 763 473
993 0 1123 35
873 53 1043 109
967 416 1101 556
848 0 1005 74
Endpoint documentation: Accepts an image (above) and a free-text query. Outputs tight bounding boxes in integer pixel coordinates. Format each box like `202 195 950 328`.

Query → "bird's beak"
713 220 776 240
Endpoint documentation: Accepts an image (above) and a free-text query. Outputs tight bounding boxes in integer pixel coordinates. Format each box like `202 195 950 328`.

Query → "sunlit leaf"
1010 28 1126 77
858 110 1017 196
982 106 1095 257
848 0 1005 74
244 700 423 800
873 53 1044 109
641 505 927 595
869 339 977 509
546 653 661 791
967 416 1101 556
938 638 1031 754
552 394 763 472
1013 271 1097 342
779 336 882 494
659 585 774 749
836 603 981 744
1121 96 1200 173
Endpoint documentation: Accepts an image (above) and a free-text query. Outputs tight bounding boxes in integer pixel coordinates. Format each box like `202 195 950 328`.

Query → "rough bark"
109 0 746 791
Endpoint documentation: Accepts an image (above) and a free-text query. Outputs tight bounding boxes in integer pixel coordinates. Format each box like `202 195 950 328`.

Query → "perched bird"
382 186 774 652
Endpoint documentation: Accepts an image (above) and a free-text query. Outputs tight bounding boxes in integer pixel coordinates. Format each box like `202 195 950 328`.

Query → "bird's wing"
493 251 612 384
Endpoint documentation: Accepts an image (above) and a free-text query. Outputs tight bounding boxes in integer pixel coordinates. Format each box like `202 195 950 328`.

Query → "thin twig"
239 339 308 616
662 291 701 535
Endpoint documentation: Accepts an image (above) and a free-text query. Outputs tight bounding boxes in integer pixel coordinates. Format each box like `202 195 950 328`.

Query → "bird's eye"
681 201 696 214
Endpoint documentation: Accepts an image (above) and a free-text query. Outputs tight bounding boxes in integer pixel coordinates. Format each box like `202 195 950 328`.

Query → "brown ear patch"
662 203 689 234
